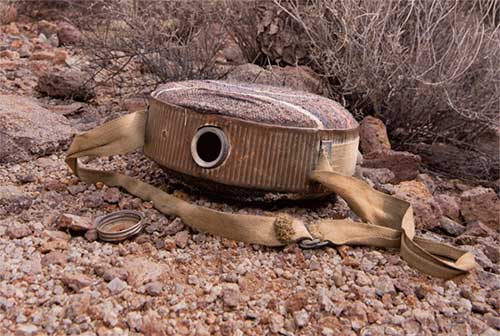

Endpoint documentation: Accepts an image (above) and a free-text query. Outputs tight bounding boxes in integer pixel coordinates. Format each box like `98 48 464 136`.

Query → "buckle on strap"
298 238 329 249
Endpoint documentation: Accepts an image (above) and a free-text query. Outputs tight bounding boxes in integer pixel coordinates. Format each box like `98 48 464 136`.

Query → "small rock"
0 49 19 59
16 174 36 184
60 272 93 291
84 229 98 242
145 282 163 296
363 150 421 183
57 21 82 45
392 180 442 230
107 277 127 295
56 213 93 231
53 49 68 64
5 22 20 35
482 243 500 263
356 272 372 286
484 314 500 330
103 188 121 203
359 116 391 154
6 223 31 239
37 70 95 101
269 313 285 333
0 186 32 216
293 309 309 328
374 276 396 297
285 290 307 313
435 194 460 221
163 217 185 235
20 255 42 275
439 217 465 236
174 230 189 248
463 221 496 237
30 51 55 61
37 20 58 37
344 301 368 330
15 324 38 336
101 267 128 282
222 283 240 308
41 251 67 266
360 167 395 186
460 187 500 230
0 4 17 24
82 192 104 208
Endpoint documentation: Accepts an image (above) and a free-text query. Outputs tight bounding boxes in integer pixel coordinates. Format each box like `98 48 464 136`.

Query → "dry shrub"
268 0 499 181
78 0 228 93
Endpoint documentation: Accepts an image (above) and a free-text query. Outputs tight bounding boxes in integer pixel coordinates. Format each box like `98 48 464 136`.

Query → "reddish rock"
363 150 421 183
53 49 68 64
56 21 82 45
285 291 307 313
174 230 189 248
41 251 68 266
30 51 55 61
359 116 391 154
103 188 121 204
359 167 395 186
37 70 95 101
0 95 74 164
0 4 17 24
37 20 58 37
393 180 442 230
0 186 32 216
462 221 497 237
0 50 19 60
460 187 500 230
435 194 460 221
56 213 94 231
60 272 93 291
4 22 20 35
6 223 31 239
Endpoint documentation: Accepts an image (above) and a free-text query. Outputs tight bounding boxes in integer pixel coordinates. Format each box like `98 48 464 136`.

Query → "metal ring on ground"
95 210 144 242
190 126 229 169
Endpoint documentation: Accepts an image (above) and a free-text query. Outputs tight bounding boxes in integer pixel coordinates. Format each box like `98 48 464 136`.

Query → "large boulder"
0 95 75 164
359 116 391 154
460 187 500 231
224 63 326 95
362 150 421 183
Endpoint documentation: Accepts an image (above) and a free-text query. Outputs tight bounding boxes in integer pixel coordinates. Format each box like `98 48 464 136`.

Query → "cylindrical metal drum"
144 80 359 199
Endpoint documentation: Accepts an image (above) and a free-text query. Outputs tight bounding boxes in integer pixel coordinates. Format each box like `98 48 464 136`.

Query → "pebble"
293 309 309 327
107 277 127 295
222 283 240 308
145 281 163 296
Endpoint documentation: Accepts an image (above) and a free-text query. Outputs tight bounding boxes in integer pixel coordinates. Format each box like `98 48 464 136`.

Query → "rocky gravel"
0 10 499 336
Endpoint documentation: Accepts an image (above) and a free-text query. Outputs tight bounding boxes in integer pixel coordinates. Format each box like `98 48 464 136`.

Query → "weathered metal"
95 210 144 242
144 80 359 197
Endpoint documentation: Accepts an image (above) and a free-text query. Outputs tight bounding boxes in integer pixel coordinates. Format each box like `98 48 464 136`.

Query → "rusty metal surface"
144 98 359 194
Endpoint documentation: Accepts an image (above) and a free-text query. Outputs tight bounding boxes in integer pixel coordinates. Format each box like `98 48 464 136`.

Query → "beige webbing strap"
66 111 475 280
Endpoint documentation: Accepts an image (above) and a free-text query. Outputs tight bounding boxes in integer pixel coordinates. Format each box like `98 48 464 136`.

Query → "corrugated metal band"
144 99 359 193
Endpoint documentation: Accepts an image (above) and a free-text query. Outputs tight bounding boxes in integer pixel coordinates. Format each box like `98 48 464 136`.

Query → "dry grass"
268 0 500 181
76 0 228 93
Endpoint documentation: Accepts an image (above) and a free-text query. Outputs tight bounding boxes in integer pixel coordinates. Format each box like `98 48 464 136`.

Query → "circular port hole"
191 126 229 168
